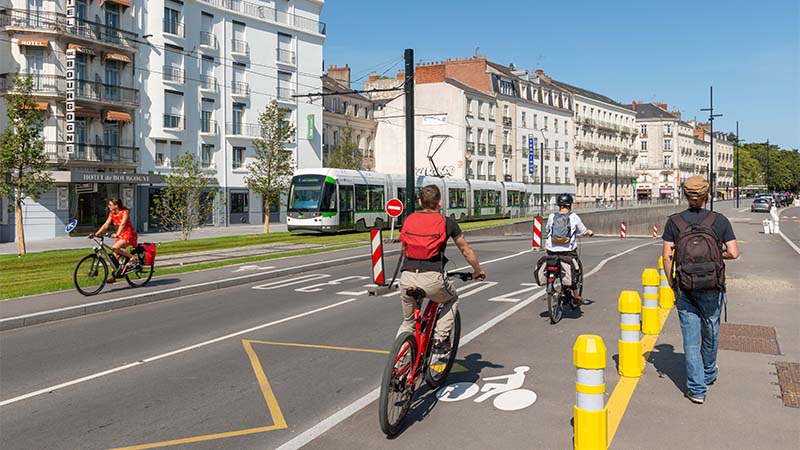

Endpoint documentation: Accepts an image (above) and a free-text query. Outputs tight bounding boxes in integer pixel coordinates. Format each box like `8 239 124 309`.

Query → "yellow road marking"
429 362 469 374
606 307 671 445
110 340 387 450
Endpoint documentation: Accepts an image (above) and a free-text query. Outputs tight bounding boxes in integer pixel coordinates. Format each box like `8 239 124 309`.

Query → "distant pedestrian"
662 176 739 404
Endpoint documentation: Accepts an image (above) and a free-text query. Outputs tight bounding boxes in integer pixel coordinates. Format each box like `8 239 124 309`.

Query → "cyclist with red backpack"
542 194 594 307
398 185 486 353
662 176 739 405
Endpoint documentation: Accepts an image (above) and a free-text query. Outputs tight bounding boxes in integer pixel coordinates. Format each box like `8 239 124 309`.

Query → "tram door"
339 185 354 230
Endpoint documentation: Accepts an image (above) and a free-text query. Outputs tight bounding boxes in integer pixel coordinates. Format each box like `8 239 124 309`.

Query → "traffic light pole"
404 49 415 219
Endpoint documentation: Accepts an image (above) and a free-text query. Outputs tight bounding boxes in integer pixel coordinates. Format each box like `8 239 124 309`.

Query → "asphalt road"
1 235 653 450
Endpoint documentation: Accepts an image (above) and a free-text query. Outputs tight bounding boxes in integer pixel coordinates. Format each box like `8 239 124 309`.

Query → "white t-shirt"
545 211 587 252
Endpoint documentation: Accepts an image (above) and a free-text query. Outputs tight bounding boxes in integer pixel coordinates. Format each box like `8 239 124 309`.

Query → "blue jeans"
676 290 723 397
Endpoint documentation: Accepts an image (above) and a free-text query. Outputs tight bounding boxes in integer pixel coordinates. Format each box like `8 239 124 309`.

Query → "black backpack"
670 211 725 292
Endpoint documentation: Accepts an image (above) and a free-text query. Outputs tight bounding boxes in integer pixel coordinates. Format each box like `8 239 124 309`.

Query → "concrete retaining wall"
465 204 686 238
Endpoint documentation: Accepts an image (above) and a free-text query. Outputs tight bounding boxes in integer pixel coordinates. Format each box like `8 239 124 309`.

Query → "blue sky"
320 0 799 149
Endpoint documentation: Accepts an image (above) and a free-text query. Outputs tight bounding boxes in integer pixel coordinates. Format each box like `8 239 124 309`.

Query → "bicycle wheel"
125 262 154 288
425 310 461 389
379 332 417 437
74 254 108 296
547 279 564 324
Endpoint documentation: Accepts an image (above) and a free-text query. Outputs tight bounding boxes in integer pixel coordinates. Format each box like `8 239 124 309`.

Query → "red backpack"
400 212 447 260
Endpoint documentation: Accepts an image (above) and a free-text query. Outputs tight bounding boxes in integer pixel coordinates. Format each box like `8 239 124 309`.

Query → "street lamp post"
735 121 739 208
701 86 722 211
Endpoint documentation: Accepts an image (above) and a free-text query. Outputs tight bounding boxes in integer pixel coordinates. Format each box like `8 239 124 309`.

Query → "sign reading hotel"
64 0 76 154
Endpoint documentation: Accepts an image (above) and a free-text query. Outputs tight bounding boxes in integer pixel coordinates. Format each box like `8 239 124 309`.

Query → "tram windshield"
288 175 336 212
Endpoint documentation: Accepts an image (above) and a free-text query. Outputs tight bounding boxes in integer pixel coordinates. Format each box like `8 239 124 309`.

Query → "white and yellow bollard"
573 334 607 450
618 291 643 378
641 269 661 335
657 256 675 309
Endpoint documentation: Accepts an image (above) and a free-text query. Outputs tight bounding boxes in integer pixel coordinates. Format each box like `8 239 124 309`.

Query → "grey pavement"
0 223 289 255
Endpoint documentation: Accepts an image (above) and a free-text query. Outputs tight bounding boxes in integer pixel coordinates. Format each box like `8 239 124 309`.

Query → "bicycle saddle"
405 287 426 300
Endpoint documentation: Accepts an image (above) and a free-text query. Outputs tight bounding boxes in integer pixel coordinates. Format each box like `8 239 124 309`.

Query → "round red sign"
385 198 404 217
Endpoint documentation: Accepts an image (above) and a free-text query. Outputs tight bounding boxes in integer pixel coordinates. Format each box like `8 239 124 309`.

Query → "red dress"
110 209 138 247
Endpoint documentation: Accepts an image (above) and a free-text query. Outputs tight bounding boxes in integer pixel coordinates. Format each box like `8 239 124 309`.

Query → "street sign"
528 135 535 175
65 219 77 233
631 179 638 187
385 198 404 218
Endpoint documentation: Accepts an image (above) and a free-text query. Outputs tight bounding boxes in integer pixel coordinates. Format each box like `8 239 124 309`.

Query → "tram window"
397 188 406 205
355 184 368 211
320 182 336 212
368 185 384 211
449 188 466 209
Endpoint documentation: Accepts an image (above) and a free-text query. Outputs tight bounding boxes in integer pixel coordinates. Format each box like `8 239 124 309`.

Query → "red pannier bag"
143 243 157 265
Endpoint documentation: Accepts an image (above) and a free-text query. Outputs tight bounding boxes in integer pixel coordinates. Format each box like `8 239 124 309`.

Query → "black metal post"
701 86 722 211
404 49 415 218
766 139 770 192
735 121 739 208
614 156 618 209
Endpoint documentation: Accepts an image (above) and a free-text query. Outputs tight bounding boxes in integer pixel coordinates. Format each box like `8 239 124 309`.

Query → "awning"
100 0 131 7
104 53 131 63
18 39 49 47
104 110 132 122
75 106 101 119
67 43 96 56
26 101 49 111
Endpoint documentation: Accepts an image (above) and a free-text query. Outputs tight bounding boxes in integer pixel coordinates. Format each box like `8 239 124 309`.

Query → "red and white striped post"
370 228 385 286
620 222 627 239
652 224 659 239
533 216 543 250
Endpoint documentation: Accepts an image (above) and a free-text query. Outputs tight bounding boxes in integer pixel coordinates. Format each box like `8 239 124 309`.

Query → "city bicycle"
378 271 474 437
541 234 588 324
73 234 154 296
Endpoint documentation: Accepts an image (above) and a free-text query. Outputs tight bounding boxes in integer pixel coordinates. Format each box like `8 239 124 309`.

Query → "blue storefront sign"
528 135 535 174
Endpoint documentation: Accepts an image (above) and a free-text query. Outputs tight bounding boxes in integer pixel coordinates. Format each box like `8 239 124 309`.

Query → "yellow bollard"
573 334 608 450
641 269 661 335
657 257 675 309
618 291 643 377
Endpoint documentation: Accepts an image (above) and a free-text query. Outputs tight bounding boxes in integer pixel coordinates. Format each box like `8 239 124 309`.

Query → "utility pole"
735 121 739 208
701 86 722 211
614 156 618 209
404 49 415 219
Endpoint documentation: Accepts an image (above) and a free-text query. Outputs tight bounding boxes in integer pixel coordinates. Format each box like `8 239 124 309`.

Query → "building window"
164 7 181 35
488 129 494 144
230 192 249 214
664 139 672 150
202 144 213 167
554 120 559 133
488 161 494 177
533 114 538 129
664 155 672 167
564 120 568 134
466 99 473 116
544 116 548 130
477 128 483 145
105 3 120 29
233 146 245 169
641 124 647 135
354 104 359 118
521 111 526 128
664 124 672 134
478 101 484 118
641 141 647 151
500 79 514 96
503 104 509 118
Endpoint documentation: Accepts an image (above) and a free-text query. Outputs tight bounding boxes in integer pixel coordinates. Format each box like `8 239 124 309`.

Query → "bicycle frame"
90 236 129 275
395 298 441 388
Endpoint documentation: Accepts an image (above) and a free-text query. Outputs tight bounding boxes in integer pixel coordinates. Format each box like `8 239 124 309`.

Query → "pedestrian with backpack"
662 176 739 405
398 185 486 352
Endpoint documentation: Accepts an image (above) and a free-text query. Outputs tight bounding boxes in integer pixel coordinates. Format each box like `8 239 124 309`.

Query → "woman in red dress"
94 197 138 277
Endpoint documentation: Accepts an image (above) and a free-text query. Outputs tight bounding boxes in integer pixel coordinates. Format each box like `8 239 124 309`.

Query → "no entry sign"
385 198 404 218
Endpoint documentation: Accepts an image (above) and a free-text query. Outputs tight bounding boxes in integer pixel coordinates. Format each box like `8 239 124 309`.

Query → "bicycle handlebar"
446 271 482 282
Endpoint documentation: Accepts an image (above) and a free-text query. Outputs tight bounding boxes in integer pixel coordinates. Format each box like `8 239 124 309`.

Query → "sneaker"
570 295 583 309
684 391 705 404
432 338 451 355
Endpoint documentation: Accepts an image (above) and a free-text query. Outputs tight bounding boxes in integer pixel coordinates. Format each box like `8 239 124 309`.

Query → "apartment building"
138 0 325 228
322 64 377 170
631 102 685 199
0 0 141 241
370 56 575 208
546 74 638 205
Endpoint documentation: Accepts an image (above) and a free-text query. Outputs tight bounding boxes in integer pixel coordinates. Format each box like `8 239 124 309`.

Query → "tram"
286 168 536 233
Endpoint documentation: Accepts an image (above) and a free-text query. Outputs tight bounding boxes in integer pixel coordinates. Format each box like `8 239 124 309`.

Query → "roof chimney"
397 70 406 81
327 64 351 87
631 101 637 111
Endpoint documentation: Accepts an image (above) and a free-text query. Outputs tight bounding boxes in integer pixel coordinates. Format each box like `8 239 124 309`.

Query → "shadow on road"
386 353 503 439
648 343 686 393
143 278 181 288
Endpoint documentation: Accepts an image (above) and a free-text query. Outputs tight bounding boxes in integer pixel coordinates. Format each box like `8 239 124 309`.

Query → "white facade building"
322 65 377 170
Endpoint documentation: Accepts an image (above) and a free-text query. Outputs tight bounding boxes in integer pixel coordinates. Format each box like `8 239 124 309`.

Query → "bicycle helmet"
556 193 573 208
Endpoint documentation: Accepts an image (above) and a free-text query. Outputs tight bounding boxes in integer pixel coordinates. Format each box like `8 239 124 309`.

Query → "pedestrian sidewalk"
0 223 288 255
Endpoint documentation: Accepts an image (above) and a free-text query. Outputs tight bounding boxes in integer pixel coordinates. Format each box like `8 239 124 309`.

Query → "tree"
328 125 362 170
0 74 54 255
150 152 217 240
245 100 295 233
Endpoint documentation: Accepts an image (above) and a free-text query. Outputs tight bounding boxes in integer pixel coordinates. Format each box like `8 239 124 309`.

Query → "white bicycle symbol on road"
435 366 538 411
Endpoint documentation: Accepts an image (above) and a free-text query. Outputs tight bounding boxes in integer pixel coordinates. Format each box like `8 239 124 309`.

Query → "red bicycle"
378 271 474 436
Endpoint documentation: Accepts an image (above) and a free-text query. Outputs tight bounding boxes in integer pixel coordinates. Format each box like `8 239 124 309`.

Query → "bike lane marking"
488 283 539 302
253 274 330 290
272 240 658 450
110 340 389 450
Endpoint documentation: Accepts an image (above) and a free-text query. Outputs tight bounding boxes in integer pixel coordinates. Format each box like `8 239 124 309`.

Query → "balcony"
477 143 486 156
555 177 561 184
196 0 327 35
0 9 138 51
502 144 512 156
488 175 497 181
554 153 561 161
277 48 296 65
278 86 295 101
44 141 138 166
226 122 263 138
231 81 250 97
0 73 61 96
163 114 184 130
163 19 185 38
545 151 551 160
466 142 475 153
466 109 474 118
231 39 250 57
163 66 185 84
488 144 497 156
200 118 219 134
200 31 218 49
477 175 487 181
200 75 219 92
6 75 142 108
502 116 512 127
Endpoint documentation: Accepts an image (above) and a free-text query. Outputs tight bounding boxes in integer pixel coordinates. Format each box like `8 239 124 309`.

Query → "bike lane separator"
272 240 657 450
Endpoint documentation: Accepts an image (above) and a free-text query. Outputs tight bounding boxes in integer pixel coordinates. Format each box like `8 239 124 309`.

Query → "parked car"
751 197 772 213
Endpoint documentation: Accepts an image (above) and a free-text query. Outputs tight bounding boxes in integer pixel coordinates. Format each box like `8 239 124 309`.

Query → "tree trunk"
263 200 270 234
15 199 25 256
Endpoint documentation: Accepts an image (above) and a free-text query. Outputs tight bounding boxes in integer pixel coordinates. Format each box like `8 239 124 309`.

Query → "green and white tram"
287 168 528 233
